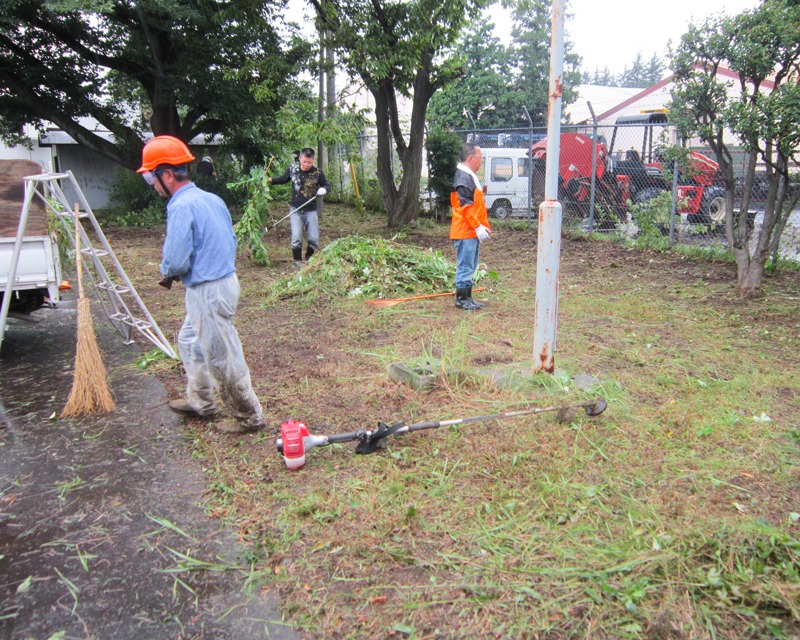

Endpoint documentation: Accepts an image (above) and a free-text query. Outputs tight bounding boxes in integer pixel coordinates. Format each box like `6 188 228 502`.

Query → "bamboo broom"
62 204 115 417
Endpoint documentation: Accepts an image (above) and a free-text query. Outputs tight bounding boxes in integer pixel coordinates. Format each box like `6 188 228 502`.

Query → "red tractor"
530 113 728 229
530 132 625 228
610 112 727 226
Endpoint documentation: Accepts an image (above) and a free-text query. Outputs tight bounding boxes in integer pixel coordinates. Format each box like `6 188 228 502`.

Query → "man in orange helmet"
138 135 265 434
450 143 491 310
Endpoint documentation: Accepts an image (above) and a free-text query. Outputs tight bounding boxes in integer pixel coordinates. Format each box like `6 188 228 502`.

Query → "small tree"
669 0 800 297
426 129 462 214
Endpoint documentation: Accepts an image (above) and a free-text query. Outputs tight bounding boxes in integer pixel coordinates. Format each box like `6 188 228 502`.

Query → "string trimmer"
276 398 607 470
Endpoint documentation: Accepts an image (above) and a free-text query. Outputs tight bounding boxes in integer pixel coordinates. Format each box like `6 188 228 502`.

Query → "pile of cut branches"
268 234 459 301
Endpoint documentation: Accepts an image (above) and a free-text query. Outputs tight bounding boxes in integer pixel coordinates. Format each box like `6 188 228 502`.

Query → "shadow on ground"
0 292 294 639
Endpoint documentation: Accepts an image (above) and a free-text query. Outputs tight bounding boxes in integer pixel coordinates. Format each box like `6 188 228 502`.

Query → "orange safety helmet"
137 135 196 173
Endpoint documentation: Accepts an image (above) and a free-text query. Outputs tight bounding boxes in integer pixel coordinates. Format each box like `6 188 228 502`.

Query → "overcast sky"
487 0 763 76
286 0 763 81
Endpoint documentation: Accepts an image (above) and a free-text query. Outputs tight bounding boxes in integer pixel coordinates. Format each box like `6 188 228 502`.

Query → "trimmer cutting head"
584 398 607 416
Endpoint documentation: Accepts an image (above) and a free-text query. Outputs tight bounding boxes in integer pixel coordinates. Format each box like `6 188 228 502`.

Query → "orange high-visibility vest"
450 185 490 240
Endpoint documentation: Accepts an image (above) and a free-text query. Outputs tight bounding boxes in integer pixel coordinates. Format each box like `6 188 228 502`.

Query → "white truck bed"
0 159 62 316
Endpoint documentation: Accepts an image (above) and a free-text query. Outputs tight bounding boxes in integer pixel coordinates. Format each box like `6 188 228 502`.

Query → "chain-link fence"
447 122 799 263
320 123 798 263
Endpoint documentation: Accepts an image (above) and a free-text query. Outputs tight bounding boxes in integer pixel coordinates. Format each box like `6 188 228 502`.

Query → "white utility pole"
532 0 565 374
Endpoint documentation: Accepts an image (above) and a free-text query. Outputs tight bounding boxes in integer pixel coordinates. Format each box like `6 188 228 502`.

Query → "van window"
491 157 513 182
517 158 529 177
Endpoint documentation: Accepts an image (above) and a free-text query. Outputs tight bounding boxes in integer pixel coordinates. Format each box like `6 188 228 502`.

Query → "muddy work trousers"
289 207 319 252
178 275 263 428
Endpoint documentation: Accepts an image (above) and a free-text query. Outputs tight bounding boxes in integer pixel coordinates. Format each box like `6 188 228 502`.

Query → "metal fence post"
669 156 680 244
587 101 598 232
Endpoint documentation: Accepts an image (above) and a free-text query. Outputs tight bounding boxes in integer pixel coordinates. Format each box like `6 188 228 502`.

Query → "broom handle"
376 288 486 304
74 203 83 301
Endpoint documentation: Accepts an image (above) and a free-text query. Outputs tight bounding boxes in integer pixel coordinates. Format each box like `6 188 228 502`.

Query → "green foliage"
426 130 461 210
267 234 457 301
427 23 512 129
107 167 163 217
629 190 672 249
360 178 386 213
135 348 176 371
0 0 311 169
427 3 582 129
590 52 667 89
109 203 166 228
272 94 368 160
44 198 72 269
229 165 273 266
505 0 582 126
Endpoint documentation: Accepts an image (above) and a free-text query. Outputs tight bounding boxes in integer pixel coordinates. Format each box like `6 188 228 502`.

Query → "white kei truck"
0 159 63 340
479 147 535 220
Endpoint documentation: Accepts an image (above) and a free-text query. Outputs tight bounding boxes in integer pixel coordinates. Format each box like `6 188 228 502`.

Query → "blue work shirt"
160 182 237 287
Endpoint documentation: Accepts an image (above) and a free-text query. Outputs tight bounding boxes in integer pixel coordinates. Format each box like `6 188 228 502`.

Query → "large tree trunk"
374 55 435 228
373 89 398 218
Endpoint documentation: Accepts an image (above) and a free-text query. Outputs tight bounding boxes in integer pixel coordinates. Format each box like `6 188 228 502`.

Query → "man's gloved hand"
475 224 491 242
158 275 180 290
316 187 327 196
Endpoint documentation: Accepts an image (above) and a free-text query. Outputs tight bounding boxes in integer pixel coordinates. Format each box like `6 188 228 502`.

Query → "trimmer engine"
280 420 310 470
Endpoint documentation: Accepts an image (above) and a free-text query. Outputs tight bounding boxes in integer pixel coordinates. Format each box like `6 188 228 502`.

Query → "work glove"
158 275 180 290
316 187 327 196
475 224 491 242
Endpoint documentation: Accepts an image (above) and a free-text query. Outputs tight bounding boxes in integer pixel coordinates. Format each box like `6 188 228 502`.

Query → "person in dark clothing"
268 148 330 267
196 155 216 179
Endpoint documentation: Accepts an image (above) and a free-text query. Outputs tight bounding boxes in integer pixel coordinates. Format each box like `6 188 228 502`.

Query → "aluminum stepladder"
0 170 177 358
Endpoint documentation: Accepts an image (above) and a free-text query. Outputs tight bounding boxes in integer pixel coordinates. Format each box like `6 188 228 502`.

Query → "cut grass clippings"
107 204 800 640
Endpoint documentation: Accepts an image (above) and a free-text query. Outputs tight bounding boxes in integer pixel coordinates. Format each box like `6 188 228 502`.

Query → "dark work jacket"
271 163 331 212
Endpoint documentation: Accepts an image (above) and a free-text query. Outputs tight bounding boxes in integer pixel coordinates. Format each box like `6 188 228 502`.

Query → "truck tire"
490 200 513 220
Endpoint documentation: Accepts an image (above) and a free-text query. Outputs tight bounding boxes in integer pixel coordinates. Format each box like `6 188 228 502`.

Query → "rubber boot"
305 246 315 261
455 288 479 310
292 246 303 269
467 285 484 308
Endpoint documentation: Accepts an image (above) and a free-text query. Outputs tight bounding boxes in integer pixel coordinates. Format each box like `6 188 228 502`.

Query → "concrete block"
388 362 437 391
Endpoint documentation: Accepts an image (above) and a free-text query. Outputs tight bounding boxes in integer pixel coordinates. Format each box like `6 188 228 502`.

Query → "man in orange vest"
450 143 491 310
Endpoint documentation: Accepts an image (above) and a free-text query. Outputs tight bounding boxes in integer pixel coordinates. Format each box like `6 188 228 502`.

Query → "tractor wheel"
689 187 726 229
490 200 513 220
